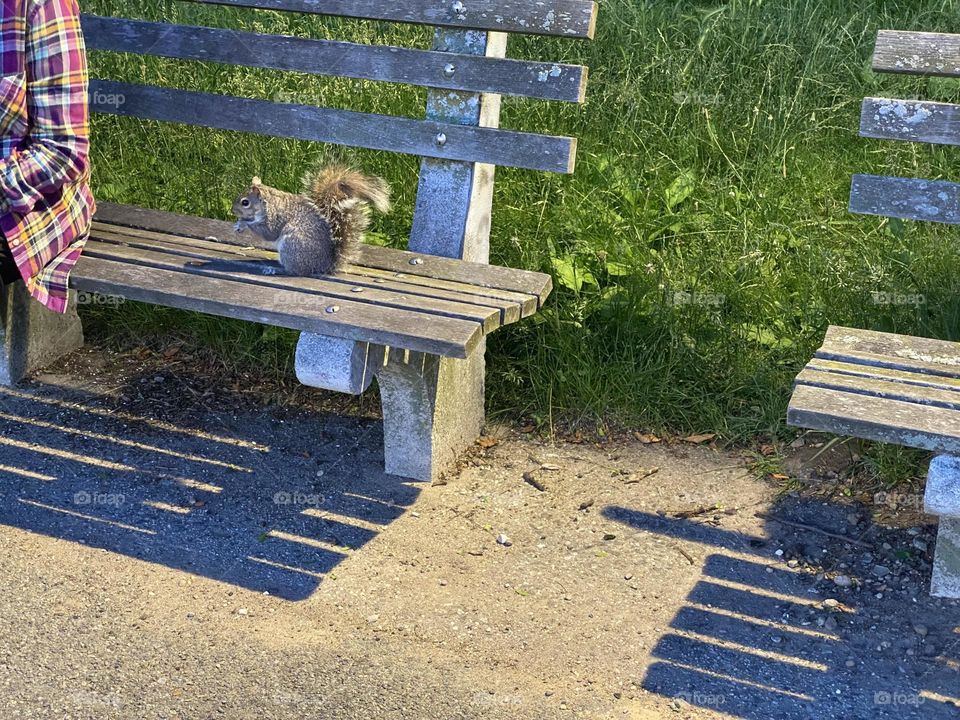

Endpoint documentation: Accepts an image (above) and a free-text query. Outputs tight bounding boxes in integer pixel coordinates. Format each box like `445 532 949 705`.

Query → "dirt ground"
0 346 957 720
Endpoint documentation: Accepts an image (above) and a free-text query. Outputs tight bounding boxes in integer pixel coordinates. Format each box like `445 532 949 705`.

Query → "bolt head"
325 305 340 314
409 258 424 266
443 63 456 79
435 132 447 147
452 1 465 14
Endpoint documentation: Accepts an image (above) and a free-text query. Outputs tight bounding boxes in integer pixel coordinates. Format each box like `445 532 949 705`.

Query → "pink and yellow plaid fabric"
0 0 94 313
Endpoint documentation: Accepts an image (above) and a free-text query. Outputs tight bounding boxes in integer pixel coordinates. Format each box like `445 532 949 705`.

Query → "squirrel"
231 165 391 276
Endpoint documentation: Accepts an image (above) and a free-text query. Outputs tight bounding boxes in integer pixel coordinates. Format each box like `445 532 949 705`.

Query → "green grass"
81 1 960 458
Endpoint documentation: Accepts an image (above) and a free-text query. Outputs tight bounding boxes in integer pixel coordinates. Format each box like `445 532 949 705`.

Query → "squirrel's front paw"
262 266 280 276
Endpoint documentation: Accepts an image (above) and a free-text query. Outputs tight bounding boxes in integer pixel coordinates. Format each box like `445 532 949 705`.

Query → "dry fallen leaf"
634 432 662 444
770 473 790 481
540 463 561 471
684 433 717 445
477 436 499 449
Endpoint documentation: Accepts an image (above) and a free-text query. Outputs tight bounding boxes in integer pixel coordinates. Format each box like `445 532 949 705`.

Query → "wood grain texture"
71 256 483 358
860 97 960 147
182 0 599 38
872 29 960 77
89 80 577 174
817 326 960 378
81 14 587 103
93 203 553 303
787 384 960 453
788 326 960 450
83 238 505 332
849 174 960 225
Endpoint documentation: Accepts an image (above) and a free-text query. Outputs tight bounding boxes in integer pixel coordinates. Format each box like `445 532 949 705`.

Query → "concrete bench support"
295 334 384 395
0 283 83 386
925 455 960 598
376 346 484 482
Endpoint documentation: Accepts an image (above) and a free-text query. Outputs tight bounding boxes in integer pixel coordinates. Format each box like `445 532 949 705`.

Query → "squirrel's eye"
241 199 250 208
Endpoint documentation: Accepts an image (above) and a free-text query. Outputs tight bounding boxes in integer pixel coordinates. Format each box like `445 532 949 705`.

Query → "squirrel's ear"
252 176 262 186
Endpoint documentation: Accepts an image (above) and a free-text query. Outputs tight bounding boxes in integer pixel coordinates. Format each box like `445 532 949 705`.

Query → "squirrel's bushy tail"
303 165 391 255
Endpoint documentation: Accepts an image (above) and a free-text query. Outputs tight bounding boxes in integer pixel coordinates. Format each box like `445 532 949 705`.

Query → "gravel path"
0 347 956 719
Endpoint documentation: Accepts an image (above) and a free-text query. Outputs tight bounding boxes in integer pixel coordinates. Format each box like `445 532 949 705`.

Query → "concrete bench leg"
925 455 960 598
295 334 383 395
375 344 485 482
0 283 83 386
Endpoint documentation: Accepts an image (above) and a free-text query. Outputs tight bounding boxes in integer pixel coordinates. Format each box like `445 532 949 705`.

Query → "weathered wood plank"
93 203 553 302
816 326 960 379
182 0 599 38
860 97 960 147
91 221 536 318
89 81 577 174
787 384 960 453
83 239 505 332
795 368 960 411
70 256 483 358
806 358 960 393
873 30 960 78
849 174 960 225
81 15 587 103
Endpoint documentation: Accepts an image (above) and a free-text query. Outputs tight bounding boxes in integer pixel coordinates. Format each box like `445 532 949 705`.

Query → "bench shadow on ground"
0 369 414 602
603 505 960 720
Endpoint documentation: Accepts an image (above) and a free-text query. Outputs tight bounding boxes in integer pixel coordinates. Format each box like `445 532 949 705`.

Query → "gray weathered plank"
91 221 535 318
182 0 599 38
816 326 960 379
860 97 960 147
849 174 960 225
873 29 960 78
71 256 482 357
81 15 588 103
806 358 960 393
787 384 960 453
795 368 960 411
83 238 505 332
93 203 553 302
89 80 577 174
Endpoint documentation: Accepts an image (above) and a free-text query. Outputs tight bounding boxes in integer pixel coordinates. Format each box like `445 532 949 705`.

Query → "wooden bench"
0 1 598 481
787 29 960 598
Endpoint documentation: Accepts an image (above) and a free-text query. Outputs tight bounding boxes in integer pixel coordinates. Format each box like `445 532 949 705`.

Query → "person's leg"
0 236 22 286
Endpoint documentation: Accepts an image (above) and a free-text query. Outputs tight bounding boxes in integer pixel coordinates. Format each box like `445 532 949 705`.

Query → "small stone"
833 575 852 588
872 565 891 578
824 615 838 631
366 614 380 623
847 513 860 525
911 539 928 552
496 533 512 547
237 608 248 616
603 533 616 541
774 549 784 557
787 559 799 568
624 574 633 581
845 659 856 668
882 542 893 550
439 579 448 587
913 624 928 637
823 599 839 608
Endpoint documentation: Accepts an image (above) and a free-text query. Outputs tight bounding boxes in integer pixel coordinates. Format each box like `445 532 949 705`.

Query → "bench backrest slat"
184 0 599 38
872 30 960 78
91 79 577 174
81 15 588 103
860 98 960 148
849 31 960 228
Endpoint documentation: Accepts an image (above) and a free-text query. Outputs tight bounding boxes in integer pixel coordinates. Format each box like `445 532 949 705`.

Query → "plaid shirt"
0 0 94 313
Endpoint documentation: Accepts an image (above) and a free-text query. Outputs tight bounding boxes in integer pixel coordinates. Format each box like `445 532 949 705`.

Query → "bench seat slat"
788 384 960 454
788 326 960 452
796 368 960 411
82 15 588 103
88 225 525 324
861 97 960 147
72 256 484 357
93 203 553 303
183 0 599 38
83 238 505 332
873 30 960 78
90 80 577 174
849 174 960 225
816 326 960 378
